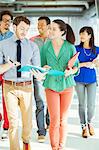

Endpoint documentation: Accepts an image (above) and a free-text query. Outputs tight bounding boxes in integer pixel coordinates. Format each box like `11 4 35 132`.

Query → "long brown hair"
53 19 75 44
79 26 96 53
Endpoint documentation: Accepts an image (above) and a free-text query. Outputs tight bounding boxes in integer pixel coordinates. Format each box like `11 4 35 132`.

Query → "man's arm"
0 61 20 74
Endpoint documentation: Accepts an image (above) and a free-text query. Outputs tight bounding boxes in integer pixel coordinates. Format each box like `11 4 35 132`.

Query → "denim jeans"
33 78 46 136
75 82 96 127
46 108 50 126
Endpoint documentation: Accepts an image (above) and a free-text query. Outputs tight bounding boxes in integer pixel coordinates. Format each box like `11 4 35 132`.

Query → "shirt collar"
0 30 11 36
12 34 25 44
37 34 49 42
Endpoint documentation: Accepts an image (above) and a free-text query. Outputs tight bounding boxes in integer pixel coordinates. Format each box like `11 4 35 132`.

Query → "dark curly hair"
0 10 13 21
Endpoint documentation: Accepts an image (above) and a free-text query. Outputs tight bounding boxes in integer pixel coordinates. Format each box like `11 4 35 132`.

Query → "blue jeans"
75 82 96 128
46 108 50 126
33 78 46 136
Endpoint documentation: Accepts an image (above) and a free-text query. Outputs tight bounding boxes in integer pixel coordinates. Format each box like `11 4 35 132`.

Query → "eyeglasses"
2 19 13 23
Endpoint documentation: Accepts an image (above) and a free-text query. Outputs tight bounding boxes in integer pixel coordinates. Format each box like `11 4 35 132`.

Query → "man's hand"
7 57 20 67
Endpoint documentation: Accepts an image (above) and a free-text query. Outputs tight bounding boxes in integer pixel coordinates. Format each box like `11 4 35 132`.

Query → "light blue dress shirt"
0 35 40 82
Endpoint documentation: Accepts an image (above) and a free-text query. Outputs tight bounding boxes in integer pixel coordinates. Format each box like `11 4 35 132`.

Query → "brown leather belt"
4 80 32 86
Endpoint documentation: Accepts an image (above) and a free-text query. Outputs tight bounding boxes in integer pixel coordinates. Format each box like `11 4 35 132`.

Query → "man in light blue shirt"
0 16 40 150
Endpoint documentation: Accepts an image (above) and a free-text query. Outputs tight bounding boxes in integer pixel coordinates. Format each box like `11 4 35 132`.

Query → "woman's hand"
93 58 99 67
43 65 51 70
80 62 95 69
64 68 73 78
31 69 47 81
85 62 95 69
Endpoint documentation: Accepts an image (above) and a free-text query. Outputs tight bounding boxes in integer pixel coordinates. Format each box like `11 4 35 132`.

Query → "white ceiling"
0 0 97 17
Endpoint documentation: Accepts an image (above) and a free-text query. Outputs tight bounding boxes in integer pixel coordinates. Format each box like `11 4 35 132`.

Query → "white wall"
69 17 99 45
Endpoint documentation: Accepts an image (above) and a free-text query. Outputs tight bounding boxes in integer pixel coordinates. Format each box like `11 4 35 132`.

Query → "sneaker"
82 127 88 138
88 124 95 136
38 135 45 143
1 129 8 139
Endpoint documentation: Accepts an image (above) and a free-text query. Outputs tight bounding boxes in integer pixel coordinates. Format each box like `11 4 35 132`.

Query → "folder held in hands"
67 52 80 69
18 65 47 73
18 65 65 76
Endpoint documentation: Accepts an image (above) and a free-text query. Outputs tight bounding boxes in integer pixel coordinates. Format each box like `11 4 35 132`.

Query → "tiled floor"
0 85 99 150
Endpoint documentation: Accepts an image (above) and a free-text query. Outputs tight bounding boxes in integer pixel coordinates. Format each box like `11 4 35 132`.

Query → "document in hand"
67 52 80 69
18 65 47 73
18 65 65 76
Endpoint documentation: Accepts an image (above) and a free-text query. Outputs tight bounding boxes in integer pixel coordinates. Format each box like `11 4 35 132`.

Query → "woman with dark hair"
33 19 79 150
74 26 99 138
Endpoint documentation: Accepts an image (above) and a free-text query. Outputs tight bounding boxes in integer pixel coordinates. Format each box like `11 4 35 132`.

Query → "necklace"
83 48 91 56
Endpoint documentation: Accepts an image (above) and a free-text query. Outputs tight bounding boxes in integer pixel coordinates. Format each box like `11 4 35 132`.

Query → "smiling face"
13 21 30 40
38 19 49 36
80 30 91 43
49 22 64 40
1 14 12 30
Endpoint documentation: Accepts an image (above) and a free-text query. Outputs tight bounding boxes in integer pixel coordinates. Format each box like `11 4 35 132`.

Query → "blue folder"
18 65 64 76
18 65 46 73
